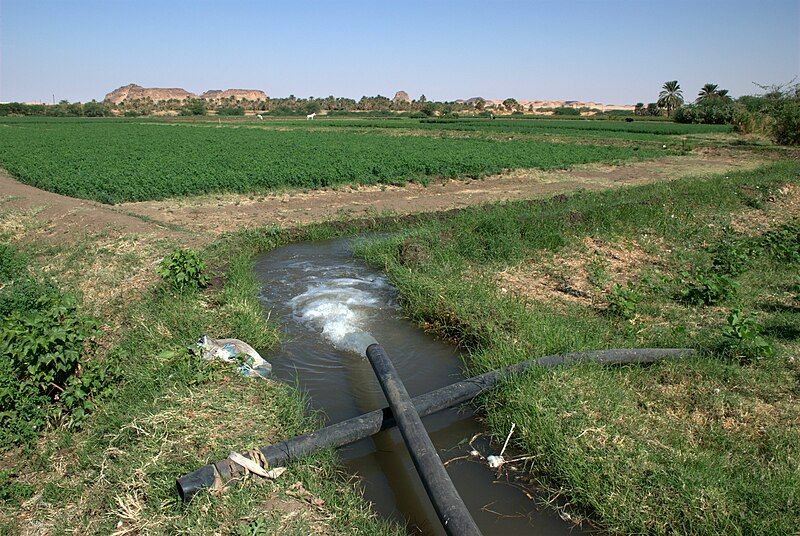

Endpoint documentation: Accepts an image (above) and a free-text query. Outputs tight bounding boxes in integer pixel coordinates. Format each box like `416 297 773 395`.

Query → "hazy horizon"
1 0 798 104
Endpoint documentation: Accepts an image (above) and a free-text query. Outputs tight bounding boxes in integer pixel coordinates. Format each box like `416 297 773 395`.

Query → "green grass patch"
355 160 800 535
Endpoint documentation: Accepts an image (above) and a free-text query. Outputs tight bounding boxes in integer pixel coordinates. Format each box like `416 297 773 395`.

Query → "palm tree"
697 83 720 103
716 89 732 102
658 80 684 115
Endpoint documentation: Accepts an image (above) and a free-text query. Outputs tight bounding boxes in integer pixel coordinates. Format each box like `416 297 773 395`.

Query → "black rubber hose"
176 347 694 501
366 343 482 536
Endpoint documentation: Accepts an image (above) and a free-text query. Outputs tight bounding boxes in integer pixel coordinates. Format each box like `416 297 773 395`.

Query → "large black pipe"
176 347 694 501
366 343 482 536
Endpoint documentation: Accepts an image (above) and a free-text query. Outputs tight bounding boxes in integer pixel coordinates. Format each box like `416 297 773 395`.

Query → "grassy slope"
0 234 401 535
0 119 666 203
356 161 800 535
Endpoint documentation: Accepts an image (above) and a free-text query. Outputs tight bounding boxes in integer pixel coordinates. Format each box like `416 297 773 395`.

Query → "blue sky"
1 0 798 104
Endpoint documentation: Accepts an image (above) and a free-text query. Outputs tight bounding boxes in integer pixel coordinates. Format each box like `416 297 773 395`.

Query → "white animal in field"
306 112 316 120
257 114 263 120
194 334 272 378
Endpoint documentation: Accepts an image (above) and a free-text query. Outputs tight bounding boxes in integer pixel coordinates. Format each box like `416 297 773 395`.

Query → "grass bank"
0 231 402 535
356 160 800 535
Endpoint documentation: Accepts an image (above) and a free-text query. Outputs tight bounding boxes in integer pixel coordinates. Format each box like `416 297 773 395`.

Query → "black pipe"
366 343 482 536
176 347 694 501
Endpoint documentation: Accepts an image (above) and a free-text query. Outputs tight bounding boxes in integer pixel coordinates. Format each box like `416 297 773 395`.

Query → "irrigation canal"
254 237 591 535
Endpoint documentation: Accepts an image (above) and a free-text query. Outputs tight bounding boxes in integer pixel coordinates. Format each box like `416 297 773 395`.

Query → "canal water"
254 237 589 535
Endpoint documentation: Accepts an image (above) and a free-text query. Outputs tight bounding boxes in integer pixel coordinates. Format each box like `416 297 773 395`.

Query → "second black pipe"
366 343 482 536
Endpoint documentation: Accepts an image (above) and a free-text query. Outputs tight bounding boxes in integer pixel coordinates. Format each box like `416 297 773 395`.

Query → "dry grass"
495 236 665 309
732 182 800 235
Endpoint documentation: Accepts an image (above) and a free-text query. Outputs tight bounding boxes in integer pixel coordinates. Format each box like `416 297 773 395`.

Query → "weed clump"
0 245 115 447
720 308 774 362
708 227 750 276
157 248 210 292
758 219 800 263
677 271 738 305
607 283 640 319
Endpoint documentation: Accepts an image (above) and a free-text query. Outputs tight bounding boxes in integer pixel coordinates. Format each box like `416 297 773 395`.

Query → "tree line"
632 79 798 145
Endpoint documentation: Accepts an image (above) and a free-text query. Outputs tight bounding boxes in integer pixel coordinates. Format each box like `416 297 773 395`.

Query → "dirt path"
0 174 177 240
0 150 771 244
119 150 769 237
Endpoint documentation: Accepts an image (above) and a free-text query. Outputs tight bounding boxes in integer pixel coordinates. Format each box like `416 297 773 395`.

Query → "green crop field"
206 116 730 141
0 119 664 203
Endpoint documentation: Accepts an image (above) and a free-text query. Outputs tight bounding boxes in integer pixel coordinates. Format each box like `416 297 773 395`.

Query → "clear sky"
1 0 798 104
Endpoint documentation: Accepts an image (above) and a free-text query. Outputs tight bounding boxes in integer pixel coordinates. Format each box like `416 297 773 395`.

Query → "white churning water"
288 273 391 355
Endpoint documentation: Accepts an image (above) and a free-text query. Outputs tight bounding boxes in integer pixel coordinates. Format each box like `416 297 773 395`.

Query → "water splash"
289 275 391 355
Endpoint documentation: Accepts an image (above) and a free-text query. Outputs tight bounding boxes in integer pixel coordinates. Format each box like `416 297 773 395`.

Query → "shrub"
0 291 111 446
731 104 773 135
179 99 207 116
758 219 800 263
771 98 800 145
673 101 734 125
157 248 210 291
552 107 581 116
677 271 738 305
607 283 640 319
216 106 245 116
709 228 750 276
720 308 774 362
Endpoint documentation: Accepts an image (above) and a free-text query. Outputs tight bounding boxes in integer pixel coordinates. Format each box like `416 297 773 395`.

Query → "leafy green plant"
157 248 210 292
677 271 738 305
0 290 111 446
216 106 245 116
0 244 27 281
721 308 774 361
586 256 609 289
709 228 750 276
771 97 800 146
607 283 640 319
759 219 800 263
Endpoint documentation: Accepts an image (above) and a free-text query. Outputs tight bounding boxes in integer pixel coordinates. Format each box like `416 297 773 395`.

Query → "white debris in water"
487 455 504 468
289 276 390 355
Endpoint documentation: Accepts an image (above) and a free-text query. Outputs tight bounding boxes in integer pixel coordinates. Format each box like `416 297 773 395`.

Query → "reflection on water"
254 238 591 535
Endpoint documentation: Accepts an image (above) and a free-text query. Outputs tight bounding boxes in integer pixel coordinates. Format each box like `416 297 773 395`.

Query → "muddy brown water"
254 238 592 535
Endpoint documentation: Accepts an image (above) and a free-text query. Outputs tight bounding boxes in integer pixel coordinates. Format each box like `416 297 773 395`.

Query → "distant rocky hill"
104 84 196 104
104 84 268 104
393 91 411 103
484 98 634 111
103 84 632 111
201 89 268 102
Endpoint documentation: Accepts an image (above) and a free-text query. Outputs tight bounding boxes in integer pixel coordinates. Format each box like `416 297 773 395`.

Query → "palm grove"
634 79 799 145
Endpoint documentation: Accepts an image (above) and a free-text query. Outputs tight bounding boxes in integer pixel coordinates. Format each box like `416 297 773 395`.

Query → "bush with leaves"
157 248 210 292
607 283 640 319
770 96 800 146
709 228 750 276
216 106 245 116
673 100 734 125
720 309 774 362
758 219 800 263
0 291 113 446
677 271 738 305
